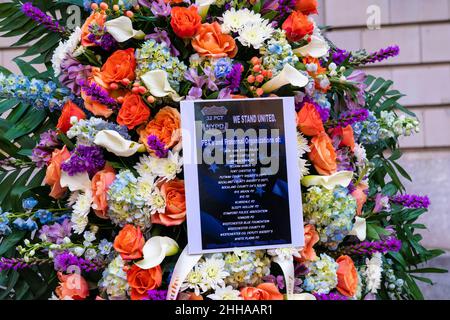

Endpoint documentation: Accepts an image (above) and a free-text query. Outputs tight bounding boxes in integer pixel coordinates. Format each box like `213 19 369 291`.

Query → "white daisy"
207 285 242 300
221 8 262 33
51 27 82 77
181 266 205 296
135 151 183 182
297 132 310 178
199 256 229 291
71 191 92 234
237 20 274 49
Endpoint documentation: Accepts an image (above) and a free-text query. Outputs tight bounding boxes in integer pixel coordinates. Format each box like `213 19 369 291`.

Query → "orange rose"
101 48 136 85
297 102 325 136
295 0 319 15
138 106 181 152
309 133 337 176
351 182 368 216
152 179 186 227
282 11 314 42
117 93 151 129
329 125 355 152
127 264 163 300
171 6 202 38
44 146 71 199
192 22 238 58
57 100 86 134
295 224 319 262
91 165 116 219
55 272 89 300
81 11 106 47
240 283 284 300
113 224 145 260
336 255 358 297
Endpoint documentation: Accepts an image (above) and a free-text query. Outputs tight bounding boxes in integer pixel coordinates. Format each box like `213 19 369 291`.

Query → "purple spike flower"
79 80 117 107
0 257 46 272
145 290 168 301
21 2 65 33
329 109 370 128
363 45 400 64
342 238 402 255
391 194 430 209
225 63 243 92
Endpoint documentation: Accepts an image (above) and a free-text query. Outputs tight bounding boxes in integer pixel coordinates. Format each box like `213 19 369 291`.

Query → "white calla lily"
104 16 145 43
290 293 317 300
293 35 329 58
195 0 216 19
94 130 144 157
60 171 91 192
135 236 179 270
140 70 182 102
349 216 367 241
261 64 309 93
301 171 354 190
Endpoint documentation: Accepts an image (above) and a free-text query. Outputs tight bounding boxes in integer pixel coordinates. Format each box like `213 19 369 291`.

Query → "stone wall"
1 0 449 299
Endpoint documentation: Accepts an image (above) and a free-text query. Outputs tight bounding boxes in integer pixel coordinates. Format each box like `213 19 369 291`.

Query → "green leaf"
408 268 448 274
0 231 26 256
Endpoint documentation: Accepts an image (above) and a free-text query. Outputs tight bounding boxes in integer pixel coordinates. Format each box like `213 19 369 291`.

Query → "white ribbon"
166 247 203 300
273 255 295 300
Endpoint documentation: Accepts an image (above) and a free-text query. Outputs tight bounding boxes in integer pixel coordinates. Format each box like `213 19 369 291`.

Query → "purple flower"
53 251 103 272
147 135 169 158
391 194 430 209
145 290 168 300
39 219 72 244
225 63 243 92
79 80 117 107
332 48 350 65
0 257 38 272
31 130 60 168
345 70 368 109
329 109 369 128
315 292 349 300
61 145 105 177
87 32 117 51
185 68 207 88
361 45 400 65
60 57 92 95
343 237 402 255
263 275 286 290
146 28 180 57
336 149 354 172
21 2 65 33
203 67 219 91
218 88 232 99
187 87 203 100
151 0 171 17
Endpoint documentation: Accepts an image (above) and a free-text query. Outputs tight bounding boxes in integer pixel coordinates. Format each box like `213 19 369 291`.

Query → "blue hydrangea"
303 254 339 294
136 39 187 91
303 186 357 250
67 117 130 145
22 197 38 210
352 111 381 145
260 30 299 76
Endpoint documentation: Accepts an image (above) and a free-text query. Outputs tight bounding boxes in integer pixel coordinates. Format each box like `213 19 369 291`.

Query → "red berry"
109 83 119 90
247 75 256 84
100 2 108 10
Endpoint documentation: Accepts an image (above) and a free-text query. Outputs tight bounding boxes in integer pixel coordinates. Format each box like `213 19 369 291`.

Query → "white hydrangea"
71 191 92 234
51 27 82 77
99 255 130 300
364 253 383 294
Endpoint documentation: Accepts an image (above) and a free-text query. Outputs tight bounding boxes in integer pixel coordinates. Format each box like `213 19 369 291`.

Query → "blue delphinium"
0 73 71 111
12 218 38 231
22 197 38 211
34 209 53 225
214 58 233 79
0 209 12 236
